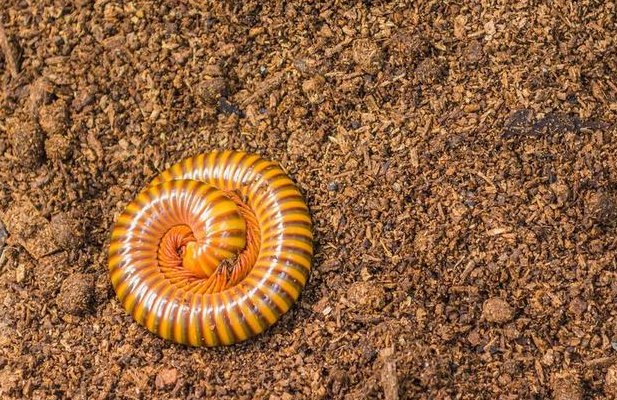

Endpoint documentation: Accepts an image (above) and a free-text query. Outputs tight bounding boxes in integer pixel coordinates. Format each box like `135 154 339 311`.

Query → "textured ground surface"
1 1 616 399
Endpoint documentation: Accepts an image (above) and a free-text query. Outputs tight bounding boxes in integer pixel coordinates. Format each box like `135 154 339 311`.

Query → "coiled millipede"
108 151 313 346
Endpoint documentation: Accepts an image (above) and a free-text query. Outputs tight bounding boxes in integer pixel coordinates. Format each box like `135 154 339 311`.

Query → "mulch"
0 1 616 399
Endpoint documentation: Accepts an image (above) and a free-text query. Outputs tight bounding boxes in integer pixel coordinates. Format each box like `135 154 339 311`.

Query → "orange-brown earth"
0 1 616 399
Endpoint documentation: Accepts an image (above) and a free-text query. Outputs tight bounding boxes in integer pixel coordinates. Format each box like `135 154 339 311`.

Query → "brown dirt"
0 1 616 399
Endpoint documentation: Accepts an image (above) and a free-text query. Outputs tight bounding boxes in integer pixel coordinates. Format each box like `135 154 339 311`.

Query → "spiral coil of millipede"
108 150 313 346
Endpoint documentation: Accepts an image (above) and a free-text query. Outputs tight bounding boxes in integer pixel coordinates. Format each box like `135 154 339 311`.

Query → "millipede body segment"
108 151 313 346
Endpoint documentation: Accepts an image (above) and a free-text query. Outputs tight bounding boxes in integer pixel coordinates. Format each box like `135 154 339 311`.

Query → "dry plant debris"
0 1 616 399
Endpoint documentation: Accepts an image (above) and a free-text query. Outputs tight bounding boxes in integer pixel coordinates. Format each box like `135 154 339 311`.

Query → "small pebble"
327 182 339 191
57 273 95 316
197 77 228 105
482 297 514 324
50 212 84 249
155 368 178 389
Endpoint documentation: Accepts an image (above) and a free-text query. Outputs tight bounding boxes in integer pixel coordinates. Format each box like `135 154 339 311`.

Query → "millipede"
108 150 313 346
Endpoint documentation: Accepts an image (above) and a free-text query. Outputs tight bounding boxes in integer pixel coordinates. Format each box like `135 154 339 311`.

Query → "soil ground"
1 1 616 399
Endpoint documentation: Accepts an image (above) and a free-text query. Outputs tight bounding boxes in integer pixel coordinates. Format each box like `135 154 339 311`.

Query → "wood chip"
0 197 59 259
380 346 398 400
0 22 20 78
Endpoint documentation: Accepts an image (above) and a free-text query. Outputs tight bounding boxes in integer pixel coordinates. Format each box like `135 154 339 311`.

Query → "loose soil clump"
0 1 616 399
